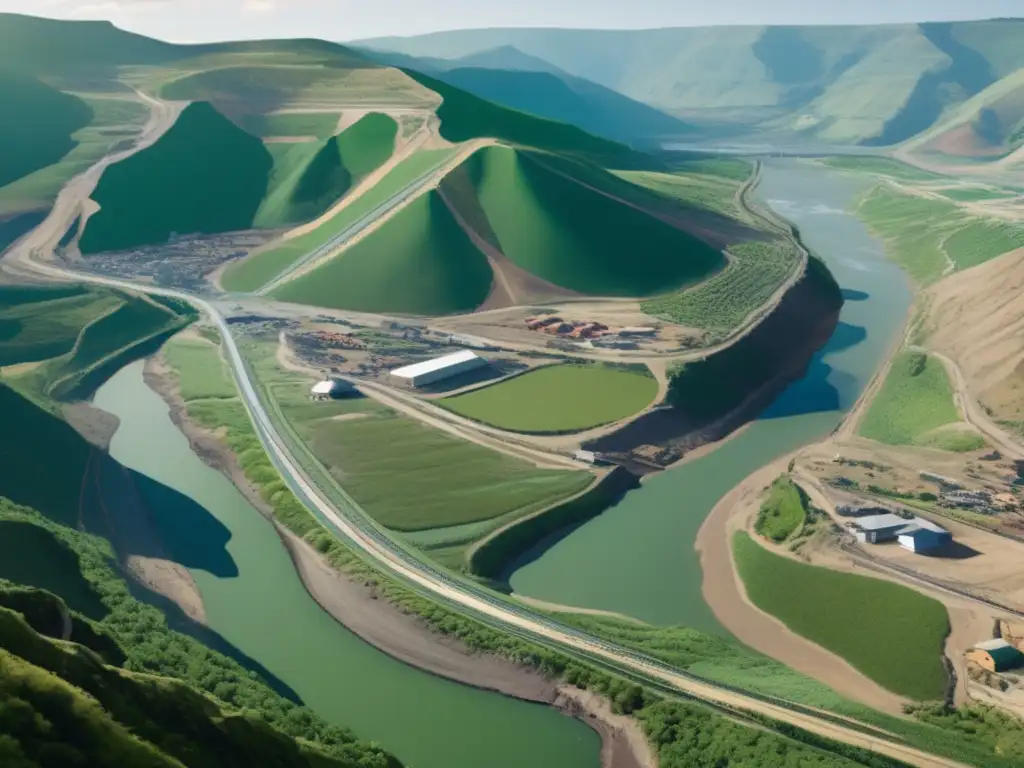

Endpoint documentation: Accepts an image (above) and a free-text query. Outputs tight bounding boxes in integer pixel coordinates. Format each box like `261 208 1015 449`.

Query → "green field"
162 337 235 400
440 364 658 433
0 70 92 189
858 351 982 450
733 532 949 700
754 475 807 543
80 102 272 253
641 241 800 338
271 191 493 314
820 156 946 182
617 169 742 218
240 111 340 138
463 146 723 297
857 185 1024 283
221 147 455 292
0 95 148 216
937 187 1015 202
253 113 398 228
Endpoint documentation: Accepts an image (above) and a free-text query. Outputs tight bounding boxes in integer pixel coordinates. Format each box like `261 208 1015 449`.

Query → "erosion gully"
511 160 913 632
93 362 600 768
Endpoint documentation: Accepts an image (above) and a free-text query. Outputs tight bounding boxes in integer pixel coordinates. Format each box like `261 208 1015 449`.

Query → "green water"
511 161 914 631
93 361 600 768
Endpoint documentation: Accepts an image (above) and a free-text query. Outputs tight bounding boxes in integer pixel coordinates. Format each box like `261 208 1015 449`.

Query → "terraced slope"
0 71 92 188
457 145 722 296
272 191 493 315
254 112 398 228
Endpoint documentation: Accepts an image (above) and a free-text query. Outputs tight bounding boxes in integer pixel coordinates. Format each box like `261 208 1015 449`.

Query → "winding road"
0 99 972 768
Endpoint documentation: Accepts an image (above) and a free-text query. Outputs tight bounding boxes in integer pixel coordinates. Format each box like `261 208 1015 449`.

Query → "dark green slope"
79 102 272 253
0 71 93 188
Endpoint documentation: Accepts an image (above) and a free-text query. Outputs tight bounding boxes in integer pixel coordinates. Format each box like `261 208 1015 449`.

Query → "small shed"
967 639 1024 672
311 378 350 400
574 450 597 464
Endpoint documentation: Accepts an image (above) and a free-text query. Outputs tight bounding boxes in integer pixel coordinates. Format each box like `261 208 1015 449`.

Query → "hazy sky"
8 0 1024 43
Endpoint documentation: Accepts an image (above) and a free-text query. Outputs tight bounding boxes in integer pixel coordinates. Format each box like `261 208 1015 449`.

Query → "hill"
78 103 398 253
358 20 1024 146
0 71 93 188
362 46 689 142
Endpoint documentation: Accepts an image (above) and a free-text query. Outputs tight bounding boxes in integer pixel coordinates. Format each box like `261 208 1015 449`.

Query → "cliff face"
587 256 844 466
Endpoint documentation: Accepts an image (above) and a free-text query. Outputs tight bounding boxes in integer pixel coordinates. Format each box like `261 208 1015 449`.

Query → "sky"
6 0 1024 43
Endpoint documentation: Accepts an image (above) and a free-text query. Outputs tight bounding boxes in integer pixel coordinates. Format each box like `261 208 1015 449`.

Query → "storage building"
574 450 597 464
311 378 351 399
848 514 950 553
847 514 911 544
897 518 952 553
389 350 487 388
966 639 1024 672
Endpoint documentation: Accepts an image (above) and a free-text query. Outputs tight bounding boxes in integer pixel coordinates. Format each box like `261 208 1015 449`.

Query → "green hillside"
271 191 493 314
402 69 643 161
79 102 272 253
254 112 398 228
458 145 722 296
0 71 92 188
363 21 1024 145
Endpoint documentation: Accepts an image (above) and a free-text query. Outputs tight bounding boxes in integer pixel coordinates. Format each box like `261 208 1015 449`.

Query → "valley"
3 9 1024 768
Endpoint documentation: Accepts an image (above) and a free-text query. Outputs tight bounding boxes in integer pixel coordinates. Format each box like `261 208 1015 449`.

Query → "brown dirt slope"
925 248 1024 426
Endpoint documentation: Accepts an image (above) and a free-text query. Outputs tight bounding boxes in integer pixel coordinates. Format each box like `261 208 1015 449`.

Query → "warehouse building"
967 639 1024 672
847 513 950 553
390 350 487 388
311 378 352 400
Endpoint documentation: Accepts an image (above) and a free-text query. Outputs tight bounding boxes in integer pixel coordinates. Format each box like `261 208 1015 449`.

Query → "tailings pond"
510 160 913 631
93 361 600 768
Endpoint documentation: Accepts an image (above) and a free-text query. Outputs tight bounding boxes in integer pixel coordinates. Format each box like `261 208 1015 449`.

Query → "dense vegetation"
440 363 657 433
0 284 117 366
857 185 1024 283
733 532 950 700
642 241 800 340
80 102 272 253
755 475 808 543
462 146 723 296
254 113 398 228
858 351 983 451
223 147 454 292
0 71 92 188
271 191 493 314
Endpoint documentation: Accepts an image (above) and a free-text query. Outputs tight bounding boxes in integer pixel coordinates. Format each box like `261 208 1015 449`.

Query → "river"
93 361 600 768
509 160 913 631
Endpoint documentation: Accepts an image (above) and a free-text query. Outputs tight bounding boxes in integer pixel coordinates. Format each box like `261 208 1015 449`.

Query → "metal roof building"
848 513 950 552
389 350 487 388
967 639 1024 672
311 378 351 399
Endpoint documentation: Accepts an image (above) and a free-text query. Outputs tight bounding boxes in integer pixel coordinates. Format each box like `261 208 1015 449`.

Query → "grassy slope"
440 364 658 433
858 351 983 451
0 71 93 188
271 191 492 314
819 156 945 183
733 532 949 700
240 112 341 138
857 184 1024 283
221 148 454 293
754 476 807 543
254 113 398 228
466 145 723 296
79 102 272 253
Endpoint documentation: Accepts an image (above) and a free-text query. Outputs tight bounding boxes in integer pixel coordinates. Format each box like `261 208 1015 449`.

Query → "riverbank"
144 344 648 768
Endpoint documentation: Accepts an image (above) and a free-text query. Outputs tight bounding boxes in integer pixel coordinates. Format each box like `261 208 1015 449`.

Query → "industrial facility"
311 378 352 400
967 639 1024 672
390 350 487 388
847 513 951 553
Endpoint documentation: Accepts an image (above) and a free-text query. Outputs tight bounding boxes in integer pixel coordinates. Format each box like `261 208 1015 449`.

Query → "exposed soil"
63 401 120 451
556 687 657 768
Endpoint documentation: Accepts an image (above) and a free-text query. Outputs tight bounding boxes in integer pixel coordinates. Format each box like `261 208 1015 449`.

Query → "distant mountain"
357 20 1024 146
360 46 690 142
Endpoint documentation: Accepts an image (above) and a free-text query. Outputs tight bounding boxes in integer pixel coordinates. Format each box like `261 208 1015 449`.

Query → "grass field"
755 475 807 543
0 95 148 216
271 191 493 314
857 185 1024 283
220 147 455 292
161 337 235 400
240 112 340 138
857 351 981 450
440 364 658 433
937 187 1015 202
253 113 398 228
616 169 742 218
733 532 949 700
80 102 272 253
464 146 722 297
641 241 800 338
185 339 591 533
820 156 945 182
0 70 92 189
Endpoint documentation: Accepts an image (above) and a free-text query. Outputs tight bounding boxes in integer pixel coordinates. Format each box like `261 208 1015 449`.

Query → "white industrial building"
311 378 351 400
389 350 487 388
847 513 951 553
